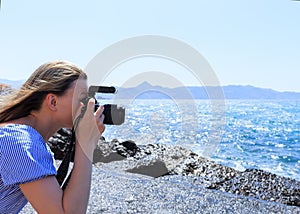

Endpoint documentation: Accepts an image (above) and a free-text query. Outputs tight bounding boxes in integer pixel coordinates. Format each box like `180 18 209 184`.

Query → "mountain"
115 82 300 100
222 85 300 99
1 79 299 99
0 79 24 89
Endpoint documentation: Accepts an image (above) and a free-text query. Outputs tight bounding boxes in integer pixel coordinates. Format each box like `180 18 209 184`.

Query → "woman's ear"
46 94 58 111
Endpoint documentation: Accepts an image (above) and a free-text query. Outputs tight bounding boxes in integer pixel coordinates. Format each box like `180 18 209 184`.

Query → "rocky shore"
21 128 300 213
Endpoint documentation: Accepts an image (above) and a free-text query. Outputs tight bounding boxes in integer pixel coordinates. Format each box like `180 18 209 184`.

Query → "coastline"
20 129 300 213
21 163 300 214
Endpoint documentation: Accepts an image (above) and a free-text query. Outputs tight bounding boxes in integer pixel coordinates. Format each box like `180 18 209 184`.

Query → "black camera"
81 86 125 125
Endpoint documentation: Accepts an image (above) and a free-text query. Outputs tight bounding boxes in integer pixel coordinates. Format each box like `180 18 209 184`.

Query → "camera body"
82 86 125 125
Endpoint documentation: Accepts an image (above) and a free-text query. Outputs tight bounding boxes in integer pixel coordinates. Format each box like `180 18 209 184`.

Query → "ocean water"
102 99 300 181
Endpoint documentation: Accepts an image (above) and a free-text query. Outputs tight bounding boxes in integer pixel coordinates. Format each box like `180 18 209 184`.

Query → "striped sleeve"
0 125 57 186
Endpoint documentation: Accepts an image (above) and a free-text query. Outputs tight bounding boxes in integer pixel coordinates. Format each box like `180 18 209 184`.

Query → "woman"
0 61 105 213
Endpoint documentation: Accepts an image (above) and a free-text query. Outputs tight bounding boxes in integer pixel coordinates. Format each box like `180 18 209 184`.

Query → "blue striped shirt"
0 124 57 213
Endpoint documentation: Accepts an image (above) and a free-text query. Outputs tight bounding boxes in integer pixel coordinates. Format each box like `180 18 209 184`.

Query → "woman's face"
57 78 88 128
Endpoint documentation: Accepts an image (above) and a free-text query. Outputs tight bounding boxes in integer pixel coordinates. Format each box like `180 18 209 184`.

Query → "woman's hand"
94 103 105 134
74 98 105 158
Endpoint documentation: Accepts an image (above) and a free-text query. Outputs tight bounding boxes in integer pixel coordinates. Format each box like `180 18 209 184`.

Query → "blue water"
103 99 300 181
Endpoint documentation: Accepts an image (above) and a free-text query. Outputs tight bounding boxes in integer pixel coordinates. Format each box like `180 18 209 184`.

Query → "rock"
213 168 300 207
47 129 132 163
126 159 169 178
92 139 126 163
132 143 195 173
114 139 140 157
47 128 73 160
170 155 238 187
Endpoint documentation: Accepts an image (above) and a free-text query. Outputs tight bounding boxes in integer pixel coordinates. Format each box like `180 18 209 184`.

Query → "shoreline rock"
47 128 300 209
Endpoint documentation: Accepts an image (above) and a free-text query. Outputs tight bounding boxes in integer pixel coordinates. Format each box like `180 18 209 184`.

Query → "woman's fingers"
95 105 105 134
85 98 95 116
76 98 105 139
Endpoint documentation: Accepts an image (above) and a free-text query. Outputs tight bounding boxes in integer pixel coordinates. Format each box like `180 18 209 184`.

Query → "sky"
0 0 300 92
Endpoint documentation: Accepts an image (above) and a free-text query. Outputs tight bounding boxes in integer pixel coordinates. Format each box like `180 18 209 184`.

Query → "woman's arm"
20 143 92 214
20 99 104 214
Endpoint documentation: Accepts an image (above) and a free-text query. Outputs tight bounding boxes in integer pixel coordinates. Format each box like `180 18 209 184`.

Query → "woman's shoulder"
0 123 56 187
0 123 39 134
0 123 44 148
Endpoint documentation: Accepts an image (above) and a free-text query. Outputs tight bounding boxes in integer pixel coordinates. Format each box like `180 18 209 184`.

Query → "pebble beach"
20 165 300 214
20 132 300 214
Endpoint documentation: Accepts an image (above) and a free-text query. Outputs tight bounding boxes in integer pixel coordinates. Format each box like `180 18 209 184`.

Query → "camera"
81 86 125 125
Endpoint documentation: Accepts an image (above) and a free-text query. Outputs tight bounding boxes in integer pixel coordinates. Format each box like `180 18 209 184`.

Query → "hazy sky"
0 0 299 91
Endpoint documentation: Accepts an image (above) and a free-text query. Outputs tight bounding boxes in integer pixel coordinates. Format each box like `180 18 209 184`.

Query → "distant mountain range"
1 79 300 100
0 79 24 89
116 82 300 100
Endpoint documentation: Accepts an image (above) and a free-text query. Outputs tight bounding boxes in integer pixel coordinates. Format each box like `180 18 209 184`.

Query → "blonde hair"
0 60 87 122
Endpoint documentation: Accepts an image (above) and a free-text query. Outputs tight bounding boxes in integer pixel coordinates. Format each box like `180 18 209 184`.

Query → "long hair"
0 60 87 123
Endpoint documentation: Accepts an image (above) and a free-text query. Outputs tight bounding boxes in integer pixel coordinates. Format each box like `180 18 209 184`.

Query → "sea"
102 99 300 181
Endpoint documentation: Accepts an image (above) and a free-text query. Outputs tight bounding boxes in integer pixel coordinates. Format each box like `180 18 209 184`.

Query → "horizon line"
0 78 299 93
